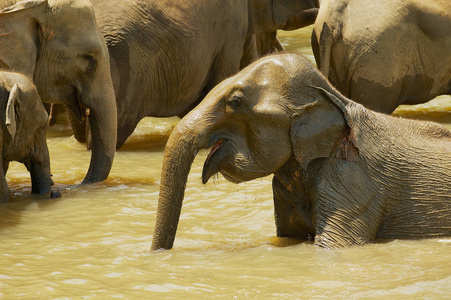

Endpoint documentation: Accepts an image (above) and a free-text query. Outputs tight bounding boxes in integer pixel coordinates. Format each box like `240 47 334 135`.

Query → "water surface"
1 26 450 299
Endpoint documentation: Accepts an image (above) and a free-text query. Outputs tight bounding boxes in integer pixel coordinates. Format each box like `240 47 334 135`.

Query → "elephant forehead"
47 18 103 52
227 71 285 96
241 57 290 83
48 0 97 31
207 55 293 99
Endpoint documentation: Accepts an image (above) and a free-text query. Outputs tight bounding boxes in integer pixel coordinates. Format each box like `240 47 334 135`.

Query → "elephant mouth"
206 140 224 161
202 139 229 184
66 85 86 122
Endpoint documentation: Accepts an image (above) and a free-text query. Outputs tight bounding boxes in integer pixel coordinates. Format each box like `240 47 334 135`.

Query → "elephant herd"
1 0 450 249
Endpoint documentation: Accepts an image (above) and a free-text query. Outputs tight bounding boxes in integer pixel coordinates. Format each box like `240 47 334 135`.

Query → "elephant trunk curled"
151 122 207 250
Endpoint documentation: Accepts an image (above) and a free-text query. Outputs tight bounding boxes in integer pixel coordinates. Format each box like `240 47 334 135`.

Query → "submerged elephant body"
152 53 451 250
0 0 117 183
0 71 53 202
312 0 451 113
90 0 318 148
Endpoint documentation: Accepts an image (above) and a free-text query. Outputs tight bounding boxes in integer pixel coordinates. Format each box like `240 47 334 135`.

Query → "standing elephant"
151 53 451 250
0 0 117 183
0 71 53 202
88 0 318 148
311 0 451 113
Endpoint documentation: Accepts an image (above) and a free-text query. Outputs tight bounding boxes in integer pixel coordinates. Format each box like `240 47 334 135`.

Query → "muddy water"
1 27 450 299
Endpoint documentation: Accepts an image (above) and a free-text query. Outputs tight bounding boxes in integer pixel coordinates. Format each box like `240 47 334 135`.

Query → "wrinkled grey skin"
0 0 117 184
88 0 318 148
312 0 451 113
152 53 451 250
0 71 52 202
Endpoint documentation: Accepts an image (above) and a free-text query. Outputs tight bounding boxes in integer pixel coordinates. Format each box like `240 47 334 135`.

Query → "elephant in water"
151 53 451 250
86 0 318 148
0 0 117 184
311 0 451 113
0 71 53 202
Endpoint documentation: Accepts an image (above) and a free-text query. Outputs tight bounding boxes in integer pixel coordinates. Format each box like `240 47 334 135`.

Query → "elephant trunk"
28 142 52 195
151 119 209 250
81 72 117 184
30 160 52 194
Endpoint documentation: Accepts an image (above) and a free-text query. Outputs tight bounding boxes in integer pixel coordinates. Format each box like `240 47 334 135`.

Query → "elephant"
151 53 451 250
311 0 451 114
0 71 53 202
81 0 319 148
0 0 117 183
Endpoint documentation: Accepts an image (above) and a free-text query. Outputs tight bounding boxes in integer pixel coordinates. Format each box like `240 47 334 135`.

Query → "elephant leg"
2 160 9 175
0 159 8 202
176 91 207 119
314 208 377 249
116 112 145 149
311 161 384 248
0 175 9 202
116 121 138 149
272 176 313 240
349 78 400 114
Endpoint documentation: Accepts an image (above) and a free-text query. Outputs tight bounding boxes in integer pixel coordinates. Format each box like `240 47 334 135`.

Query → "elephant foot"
269 236 306 247
50 189 61 199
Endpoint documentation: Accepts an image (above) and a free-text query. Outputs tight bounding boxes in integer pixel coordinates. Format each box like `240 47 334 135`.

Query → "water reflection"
1 26 450 299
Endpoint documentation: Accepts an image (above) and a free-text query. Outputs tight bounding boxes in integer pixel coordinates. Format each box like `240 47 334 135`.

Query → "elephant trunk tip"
151 236 174 251
31 184 51 195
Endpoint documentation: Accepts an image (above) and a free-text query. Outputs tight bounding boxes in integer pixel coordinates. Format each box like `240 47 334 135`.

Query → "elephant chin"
202 139 231 184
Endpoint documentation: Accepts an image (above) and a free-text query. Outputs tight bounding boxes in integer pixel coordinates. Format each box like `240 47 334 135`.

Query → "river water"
1 27 450 299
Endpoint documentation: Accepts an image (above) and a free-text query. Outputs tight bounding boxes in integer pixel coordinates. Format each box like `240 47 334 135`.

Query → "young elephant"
151 53 451 250
0 71 53 202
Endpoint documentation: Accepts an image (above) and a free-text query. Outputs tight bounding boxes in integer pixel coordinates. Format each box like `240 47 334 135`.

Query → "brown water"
1 27 450 299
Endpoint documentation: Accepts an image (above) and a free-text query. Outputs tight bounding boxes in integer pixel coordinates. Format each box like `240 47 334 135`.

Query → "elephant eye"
78 54 98 74
228 95 242 107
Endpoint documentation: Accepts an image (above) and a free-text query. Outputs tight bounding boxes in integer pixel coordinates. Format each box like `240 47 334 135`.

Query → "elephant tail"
312 22 335 83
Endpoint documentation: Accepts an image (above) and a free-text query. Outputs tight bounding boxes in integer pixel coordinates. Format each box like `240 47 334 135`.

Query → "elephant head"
0 0 117 183
241 0 319 67
151 53 359 250
0 71 52 201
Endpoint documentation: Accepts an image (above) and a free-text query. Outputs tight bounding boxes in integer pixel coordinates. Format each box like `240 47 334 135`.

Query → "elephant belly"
376 198 451 240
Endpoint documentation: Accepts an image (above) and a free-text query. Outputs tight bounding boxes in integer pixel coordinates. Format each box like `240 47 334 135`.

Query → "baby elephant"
0 71 53 202
151 53 451 250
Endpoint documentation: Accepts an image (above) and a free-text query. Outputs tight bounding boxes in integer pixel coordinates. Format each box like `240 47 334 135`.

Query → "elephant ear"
290 87 359 169
0 0 47 13
0 0 48 76
5 83 20 140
